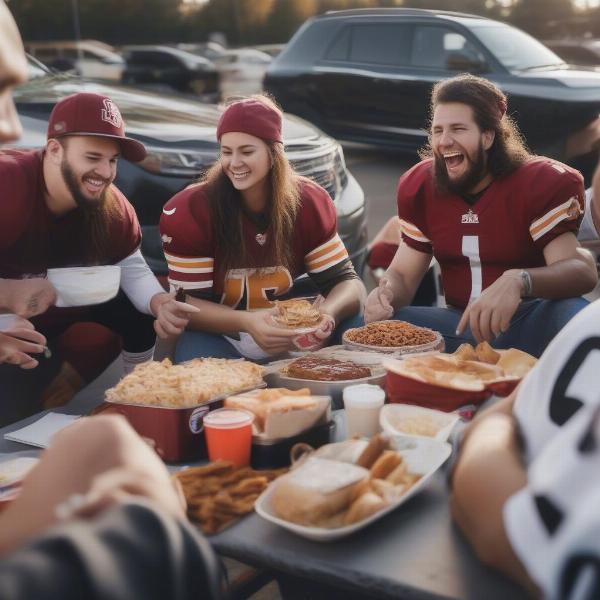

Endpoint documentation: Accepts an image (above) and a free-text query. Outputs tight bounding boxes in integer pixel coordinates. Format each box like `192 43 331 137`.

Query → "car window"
330 24 411 66
411 26 483 69
471 25 564 70
551 46 598 66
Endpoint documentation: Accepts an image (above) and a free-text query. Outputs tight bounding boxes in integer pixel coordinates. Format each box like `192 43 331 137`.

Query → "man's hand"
242 310 298 356
456 270 522 343
150 292 200 339
364 277 394 323
0 278 56 318
0 318 46 369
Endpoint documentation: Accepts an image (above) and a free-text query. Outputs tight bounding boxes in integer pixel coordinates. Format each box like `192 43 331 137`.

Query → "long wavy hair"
419 74 531 179
201 95 301 275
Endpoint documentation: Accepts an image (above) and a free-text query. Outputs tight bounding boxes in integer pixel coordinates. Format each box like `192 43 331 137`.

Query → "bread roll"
271 457 368 527
343 491 387 525
369 450 402 479
356 434 390 468
385 459 408 485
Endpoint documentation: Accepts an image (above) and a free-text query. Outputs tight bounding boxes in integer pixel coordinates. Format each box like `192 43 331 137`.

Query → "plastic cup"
203 408 254 467
343 384 385 439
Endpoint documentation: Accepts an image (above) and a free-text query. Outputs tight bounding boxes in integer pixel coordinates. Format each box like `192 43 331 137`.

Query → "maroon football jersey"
397 157 584 309
0 149 141 279
160 179 348 310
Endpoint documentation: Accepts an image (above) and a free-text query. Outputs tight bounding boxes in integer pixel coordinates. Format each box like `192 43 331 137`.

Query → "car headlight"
137 147 217 176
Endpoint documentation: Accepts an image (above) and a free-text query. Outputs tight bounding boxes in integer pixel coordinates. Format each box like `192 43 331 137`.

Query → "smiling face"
59 136 119 210
220 131 271 206
431 102 494 195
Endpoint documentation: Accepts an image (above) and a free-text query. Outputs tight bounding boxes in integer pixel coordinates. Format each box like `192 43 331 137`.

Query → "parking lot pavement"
342 144 415 244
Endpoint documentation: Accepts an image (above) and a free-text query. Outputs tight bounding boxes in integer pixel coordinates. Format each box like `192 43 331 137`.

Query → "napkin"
4 413 81 448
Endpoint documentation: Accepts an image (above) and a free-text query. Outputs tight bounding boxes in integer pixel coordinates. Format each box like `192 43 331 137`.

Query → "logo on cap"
101 99 122 128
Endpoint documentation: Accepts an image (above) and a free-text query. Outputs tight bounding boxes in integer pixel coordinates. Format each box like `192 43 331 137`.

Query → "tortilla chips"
272 299 321 329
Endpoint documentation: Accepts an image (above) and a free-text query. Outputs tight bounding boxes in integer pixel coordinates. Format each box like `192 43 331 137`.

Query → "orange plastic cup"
203 408 254 467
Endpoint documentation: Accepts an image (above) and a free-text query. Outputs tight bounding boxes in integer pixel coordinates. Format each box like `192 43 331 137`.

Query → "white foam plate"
47 265 121 307
255 435 451 542
380 404 460 442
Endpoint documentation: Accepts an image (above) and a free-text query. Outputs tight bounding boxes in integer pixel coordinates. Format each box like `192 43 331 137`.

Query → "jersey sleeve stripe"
307 248 349 273
168 278 213 291
530 197 581 241
164 252 214 265
305 234 345 261
399 219 430 243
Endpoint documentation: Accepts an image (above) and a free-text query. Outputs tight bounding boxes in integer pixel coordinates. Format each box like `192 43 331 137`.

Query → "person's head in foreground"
421 73 530 196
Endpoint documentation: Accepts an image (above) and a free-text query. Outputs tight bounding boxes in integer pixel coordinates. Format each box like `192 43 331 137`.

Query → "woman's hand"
241 310 298 356
292 313 336 351
150 292 200 339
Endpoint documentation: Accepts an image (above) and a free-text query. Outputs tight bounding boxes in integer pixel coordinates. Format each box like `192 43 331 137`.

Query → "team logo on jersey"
565 196 582 220
255 233 267 246
461 209 479 224
101 99 122 128
162 207 177 216
161 234 172 244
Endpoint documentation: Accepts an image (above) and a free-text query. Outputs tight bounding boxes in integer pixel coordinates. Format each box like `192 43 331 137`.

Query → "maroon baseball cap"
47 92 147 162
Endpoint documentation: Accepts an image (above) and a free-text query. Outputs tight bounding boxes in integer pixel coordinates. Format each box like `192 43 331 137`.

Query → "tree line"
8 0 600 47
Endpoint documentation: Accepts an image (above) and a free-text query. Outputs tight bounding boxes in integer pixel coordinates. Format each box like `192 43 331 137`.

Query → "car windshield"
471 24 566 71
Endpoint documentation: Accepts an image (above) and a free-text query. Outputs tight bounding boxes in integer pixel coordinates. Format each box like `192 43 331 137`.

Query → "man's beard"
433 142 488 196
61 158 108 212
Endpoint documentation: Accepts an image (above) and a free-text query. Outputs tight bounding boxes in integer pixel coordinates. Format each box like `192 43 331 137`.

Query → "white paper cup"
343 384 385 439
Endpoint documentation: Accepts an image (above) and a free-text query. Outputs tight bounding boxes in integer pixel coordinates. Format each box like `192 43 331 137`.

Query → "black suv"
265 8 600 180
13 67 367 277
121 45 219 99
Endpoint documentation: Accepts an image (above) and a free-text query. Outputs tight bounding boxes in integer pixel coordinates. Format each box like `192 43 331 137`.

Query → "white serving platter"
255 435 451 542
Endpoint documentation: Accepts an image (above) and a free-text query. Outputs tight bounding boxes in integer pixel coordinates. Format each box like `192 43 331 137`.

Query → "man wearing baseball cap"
0 88 195 422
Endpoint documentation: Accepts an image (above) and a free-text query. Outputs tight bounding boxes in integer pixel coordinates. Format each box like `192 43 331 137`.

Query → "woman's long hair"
201 96 301 275
419 74 531 179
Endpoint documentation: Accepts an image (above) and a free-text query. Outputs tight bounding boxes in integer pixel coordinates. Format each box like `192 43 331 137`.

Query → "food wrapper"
225 389 331 441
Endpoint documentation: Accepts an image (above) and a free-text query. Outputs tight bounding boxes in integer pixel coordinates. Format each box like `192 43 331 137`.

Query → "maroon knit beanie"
216 98 282 143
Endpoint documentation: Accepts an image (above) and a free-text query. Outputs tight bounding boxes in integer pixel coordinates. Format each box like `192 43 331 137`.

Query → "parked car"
25 40 125 81
253 44 286 58
543 39 600 67
177 42 228 63
265 8 600 181
11 72 367 278
120 45 219 99
215 48 272 97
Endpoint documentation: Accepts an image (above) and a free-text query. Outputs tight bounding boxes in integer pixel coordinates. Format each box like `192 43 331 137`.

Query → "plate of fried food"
271 298 324 333
175 460 287 535
384 342 537 411
255 433 451 541
342 320 445 354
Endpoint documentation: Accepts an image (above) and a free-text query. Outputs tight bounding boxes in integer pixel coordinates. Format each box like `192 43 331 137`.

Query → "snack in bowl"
175 460 286 535
269 436 422 529
272 298 321 329
379 404 460 441
105 358 264 408
343 320 444 353
283 356 372 381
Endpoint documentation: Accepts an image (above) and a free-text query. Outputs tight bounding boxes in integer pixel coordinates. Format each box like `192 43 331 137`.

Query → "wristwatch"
519 269 533 298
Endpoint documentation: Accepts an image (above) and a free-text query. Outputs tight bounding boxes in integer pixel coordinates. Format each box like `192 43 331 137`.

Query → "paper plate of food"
342 320 445 355
379 404 460 442
255 434 451 541
384 342 537 411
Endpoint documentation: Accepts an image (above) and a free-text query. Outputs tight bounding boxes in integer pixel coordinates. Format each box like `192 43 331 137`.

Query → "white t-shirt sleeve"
504 405 600 599
514 300 600 464
117 249 165 315
577 188 599 242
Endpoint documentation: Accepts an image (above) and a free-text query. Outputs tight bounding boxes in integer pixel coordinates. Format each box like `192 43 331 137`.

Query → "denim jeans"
175 312 364 363
353 298 588 357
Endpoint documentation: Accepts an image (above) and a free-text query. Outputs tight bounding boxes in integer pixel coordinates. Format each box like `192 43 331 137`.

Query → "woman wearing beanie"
159 95 365 361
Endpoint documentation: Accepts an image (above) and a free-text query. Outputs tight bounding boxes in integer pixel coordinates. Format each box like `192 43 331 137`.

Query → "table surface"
0 403 529 600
